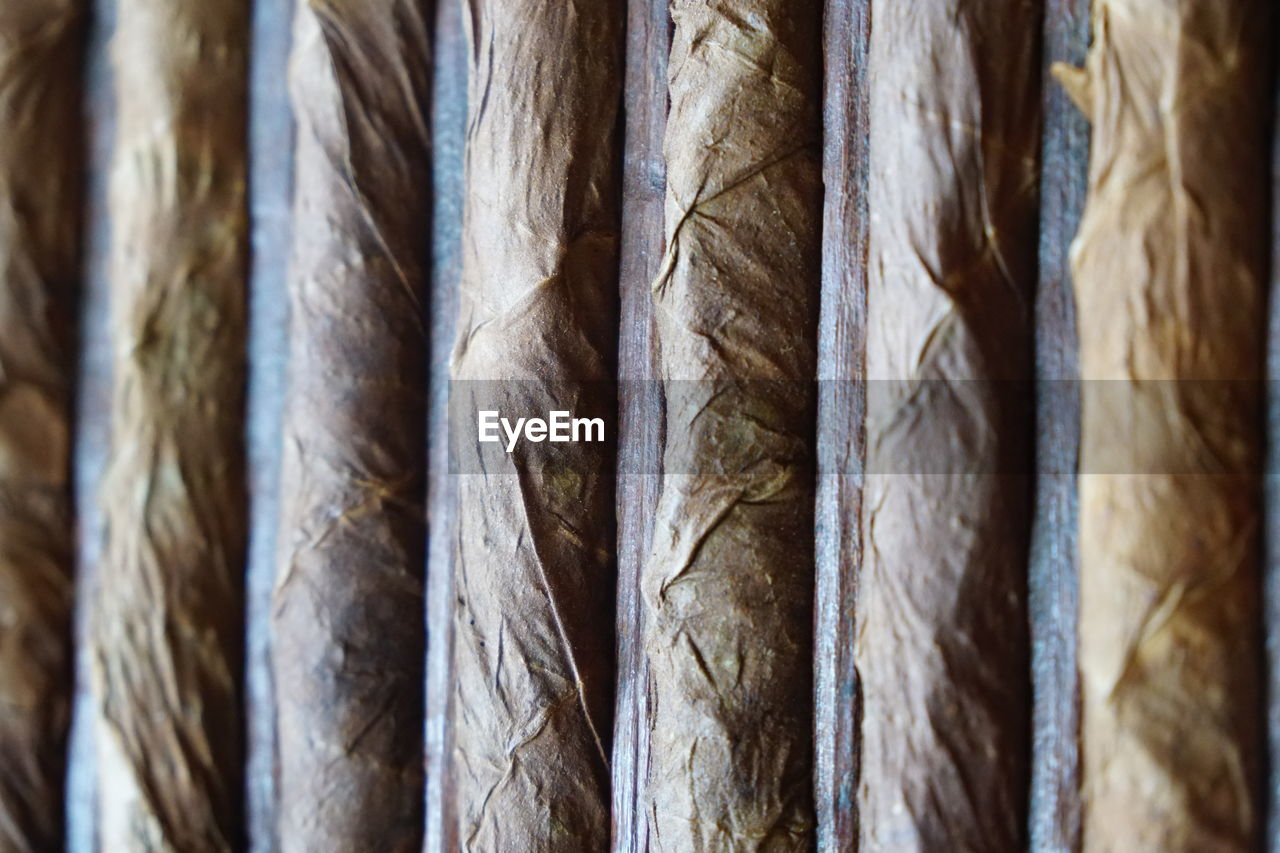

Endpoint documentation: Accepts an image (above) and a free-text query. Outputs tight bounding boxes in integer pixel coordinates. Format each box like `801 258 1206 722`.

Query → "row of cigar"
0 0 1273 850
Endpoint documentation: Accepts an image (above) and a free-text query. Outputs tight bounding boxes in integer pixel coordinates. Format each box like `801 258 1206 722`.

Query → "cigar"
1057 0 1271 847
640 0 822 848
855 0 1040 848
0 1 83 848
91 0 248 847
448 0 623 848
270 1 431 850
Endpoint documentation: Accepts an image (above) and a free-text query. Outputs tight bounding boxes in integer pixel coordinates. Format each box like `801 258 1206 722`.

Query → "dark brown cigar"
448 0 623 848
855 0 1041 848
270 1 431 850
0 1 83 848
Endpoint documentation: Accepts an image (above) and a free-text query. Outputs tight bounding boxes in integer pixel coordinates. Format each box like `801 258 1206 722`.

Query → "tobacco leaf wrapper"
92 0 248 848
0 2 81 849
1057 0 1271 848
641 1 822 848
856 0 1040 848
449 0 622 848
270 1 430 850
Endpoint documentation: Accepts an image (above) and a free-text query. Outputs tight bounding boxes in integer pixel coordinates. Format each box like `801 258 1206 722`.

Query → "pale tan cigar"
640 1 823 849
1058 0 1271 847
92 0 249 847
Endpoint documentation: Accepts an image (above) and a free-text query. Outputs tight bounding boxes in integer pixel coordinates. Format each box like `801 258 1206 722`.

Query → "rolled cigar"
91 0 248 848
448 0 622 848
1055 0 1271 848
855 0 1040 848
640 0 822 848
0 2 82 849
271 1 430 849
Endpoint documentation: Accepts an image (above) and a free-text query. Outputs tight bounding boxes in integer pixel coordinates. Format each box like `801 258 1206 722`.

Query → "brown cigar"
91 0 248 847
640 1 823 848
448 0 623 848
270 1 431 850
1056 0 1271 848
855 0 1041 848
0 1 83 848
